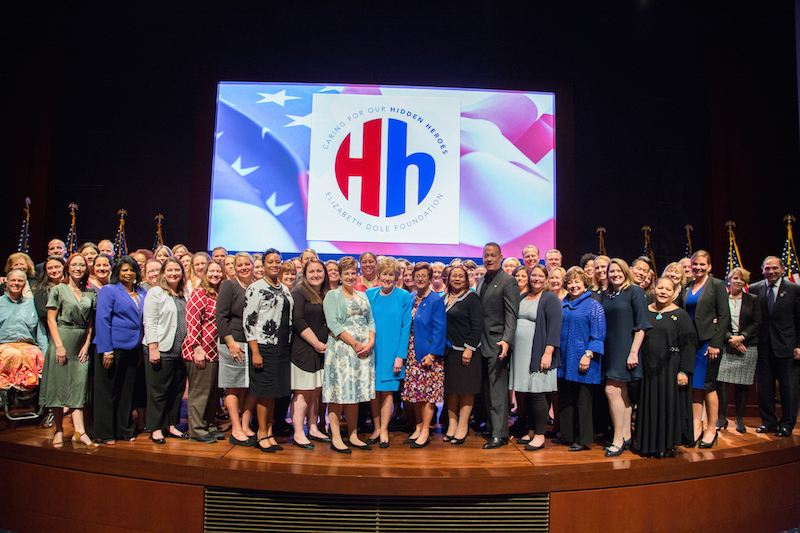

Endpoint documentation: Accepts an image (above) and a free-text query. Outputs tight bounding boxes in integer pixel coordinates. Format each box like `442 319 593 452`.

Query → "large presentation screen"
208 82 555 259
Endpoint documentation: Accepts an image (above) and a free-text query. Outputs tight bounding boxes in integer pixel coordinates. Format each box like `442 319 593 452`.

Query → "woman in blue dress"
322 256 376 454
600 259 651 457
556 267 606 451
679 250 729 448
365 259 411 448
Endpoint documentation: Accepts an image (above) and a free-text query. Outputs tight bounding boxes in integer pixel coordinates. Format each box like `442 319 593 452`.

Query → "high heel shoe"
698 431 718 449
735 420 747 433
450 436 467 445
716 419 729 431
72 431 99 447
622 438 633 450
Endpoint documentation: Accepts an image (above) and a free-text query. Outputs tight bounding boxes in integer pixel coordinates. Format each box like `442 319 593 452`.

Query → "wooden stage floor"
2 412 799 533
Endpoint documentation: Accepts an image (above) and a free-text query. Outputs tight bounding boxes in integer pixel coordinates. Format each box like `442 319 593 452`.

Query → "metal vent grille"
205 488 549 533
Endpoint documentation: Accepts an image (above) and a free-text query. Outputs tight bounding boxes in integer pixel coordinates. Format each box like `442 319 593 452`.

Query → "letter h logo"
335 118 435 217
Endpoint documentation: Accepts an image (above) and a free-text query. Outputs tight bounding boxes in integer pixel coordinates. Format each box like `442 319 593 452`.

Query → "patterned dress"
402 300 444 403
322 295 375 404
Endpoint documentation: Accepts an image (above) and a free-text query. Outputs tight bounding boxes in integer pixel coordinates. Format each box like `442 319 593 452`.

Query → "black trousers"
756 344 799 430
558 378 595 446
526 392 549 435
145 357 187 432
93 348 140 441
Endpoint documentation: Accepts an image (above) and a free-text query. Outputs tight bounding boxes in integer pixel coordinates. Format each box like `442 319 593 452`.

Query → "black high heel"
698 431 718 449
716 419 729 431
735 420 747 433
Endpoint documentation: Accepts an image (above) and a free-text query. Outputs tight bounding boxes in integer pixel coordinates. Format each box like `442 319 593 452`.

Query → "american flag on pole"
725 220 743 286
114 209 128 261
66 203 78 255
684 224 693 258
782 215 800 283
17 198 31 254
642 225 656 274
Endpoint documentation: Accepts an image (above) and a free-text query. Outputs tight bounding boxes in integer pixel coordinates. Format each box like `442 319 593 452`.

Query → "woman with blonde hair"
365 258 411 447
662 262 687 301
716 267 761 433
154 245 173 263
3 252 36 298
590 255 611 297
600 258 651 457
546 266 568 301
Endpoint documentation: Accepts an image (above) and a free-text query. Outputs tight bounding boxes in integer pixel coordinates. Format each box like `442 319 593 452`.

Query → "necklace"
606 288 622 299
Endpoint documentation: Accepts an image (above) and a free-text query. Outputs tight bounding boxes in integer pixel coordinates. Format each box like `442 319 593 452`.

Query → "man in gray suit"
476 242 518 449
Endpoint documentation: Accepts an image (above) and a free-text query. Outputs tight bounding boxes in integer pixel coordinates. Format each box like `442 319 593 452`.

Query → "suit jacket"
680 276 730 349
411 289 446 362
750 277 800 358
476 269 518 358
94 282 148 353
724 291 761 347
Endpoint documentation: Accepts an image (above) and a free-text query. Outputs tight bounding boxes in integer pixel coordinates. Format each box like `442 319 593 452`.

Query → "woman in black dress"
442 265 483 445
289 259 330 448
637 277 696 457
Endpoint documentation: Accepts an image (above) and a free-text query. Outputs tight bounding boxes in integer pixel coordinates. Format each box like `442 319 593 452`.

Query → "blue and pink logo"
335 118 435 217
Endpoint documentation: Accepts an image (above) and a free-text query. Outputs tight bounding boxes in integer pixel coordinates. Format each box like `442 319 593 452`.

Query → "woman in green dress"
42 253 97 448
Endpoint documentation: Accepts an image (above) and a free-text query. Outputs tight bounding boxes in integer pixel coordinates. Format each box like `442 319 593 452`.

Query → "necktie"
767 284 775 314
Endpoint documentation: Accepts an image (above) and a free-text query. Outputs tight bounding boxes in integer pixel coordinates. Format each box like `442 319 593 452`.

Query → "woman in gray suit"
679 250 730 448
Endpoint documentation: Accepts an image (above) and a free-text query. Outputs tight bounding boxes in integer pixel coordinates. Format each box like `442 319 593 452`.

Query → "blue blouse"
558 291 606 384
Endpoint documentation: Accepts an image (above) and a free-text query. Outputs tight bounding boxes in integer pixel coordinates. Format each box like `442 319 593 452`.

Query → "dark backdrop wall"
4 2 799 274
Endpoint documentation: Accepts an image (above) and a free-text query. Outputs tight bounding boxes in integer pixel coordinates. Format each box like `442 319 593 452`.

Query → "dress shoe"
255 439 276 453
450 436 467 445
716 419 729 431
524 442 545 451
292 441 314 450
211 430 226 440
229 434 254 447
349 442 372 450
698 432 718 448
568 444 590 452
330 443 351 454
622 438 633 450
166 431 189 440
379 441 390 448
270 443 284 451
756 424 777 433
604 444 624 457
442 435 453 442
366 437 380 445
150 435 166 445
190 434 217 444
516 436 532 446
410 438 430 449
402 438 416 445
735 420 747 433
308 434 331 443
482 437 508 449
776 427 793 437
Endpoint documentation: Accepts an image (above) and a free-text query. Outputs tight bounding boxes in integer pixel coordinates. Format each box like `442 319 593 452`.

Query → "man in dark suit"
751 256 800 437
475 242 518 449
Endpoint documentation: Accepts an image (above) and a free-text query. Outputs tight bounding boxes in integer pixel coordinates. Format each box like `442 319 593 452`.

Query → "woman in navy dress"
600 259 651 457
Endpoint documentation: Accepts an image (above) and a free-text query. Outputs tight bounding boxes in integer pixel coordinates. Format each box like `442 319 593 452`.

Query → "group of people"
0 238 797 459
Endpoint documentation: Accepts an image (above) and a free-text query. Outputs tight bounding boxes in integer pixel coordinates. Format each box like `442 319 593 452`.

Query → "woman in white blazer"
143 257 189 444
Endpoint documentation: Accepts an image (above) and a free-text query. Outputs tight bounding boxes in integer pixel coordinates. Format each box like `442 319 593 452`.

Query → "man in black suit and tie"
751 256 800 437
476 243 518 449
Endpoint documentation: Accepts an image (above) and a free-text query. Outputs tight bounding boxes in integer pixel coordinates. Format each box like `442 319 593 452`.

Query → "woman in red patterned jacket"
181 259 225 443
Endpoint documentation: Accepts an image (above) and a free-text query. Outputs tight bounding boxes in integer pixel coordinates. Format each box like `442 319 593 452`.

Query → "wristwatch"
583 351 593 360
